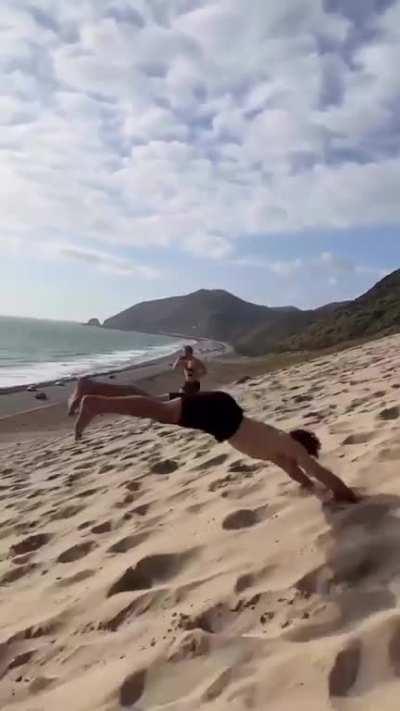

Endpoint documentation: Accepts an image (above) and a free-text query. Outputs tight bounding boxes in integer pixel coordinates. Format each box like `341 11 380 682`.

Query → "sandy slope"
2 334 400 709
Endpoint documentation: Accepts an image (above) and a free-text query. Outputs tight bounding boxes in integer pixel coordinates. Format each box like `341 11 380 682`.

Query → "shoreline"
0 337 229 395
0 339 231 436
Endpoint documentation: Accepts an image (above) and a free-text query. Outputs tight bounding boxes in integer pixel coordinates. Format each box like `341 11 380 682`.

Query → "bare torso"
228 416 297 463
179 357 205 383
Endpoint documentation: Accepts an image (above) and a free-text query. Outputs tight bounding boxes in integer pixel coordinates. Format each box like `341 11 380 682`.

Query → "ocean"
0 316 184 389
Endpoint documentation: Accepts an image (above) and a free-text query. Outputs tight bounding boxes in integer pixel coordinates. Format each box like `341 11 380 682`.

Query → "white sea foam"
0 316 186 388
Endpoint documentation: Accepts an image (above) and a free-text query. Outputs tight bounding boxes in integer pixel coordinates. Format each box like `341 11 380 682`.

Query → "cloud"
54 245 160 278
319 251 353 273
0 0 400 267
232 251 389 280
184 233 233 259
0 235 159 279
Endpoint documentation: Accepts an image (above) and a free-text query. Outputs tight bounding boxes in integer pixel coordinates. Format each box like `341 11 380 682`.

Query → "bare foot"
74 396 97 441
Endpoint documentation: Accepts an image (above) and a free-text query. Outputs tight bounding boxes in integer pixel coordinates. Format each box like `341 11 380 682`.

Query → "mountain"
237 300 348 355
104 270 399 356
272 269 400 352
103 289 300 343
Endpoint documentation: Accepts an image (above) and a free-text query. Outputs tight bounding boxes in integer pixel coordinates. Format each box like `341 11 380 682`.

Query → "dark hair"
184 345 193 354
290 429 321 458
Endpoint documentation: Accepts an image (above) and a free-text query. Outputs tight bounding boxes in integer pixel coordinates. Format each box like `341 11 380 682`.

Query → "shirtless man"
170 345 207 397
71 387 357 503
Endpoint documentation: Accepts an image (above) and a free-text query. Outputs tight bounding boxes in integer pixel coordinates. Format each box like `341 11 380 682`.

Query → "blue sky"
1 0 400 321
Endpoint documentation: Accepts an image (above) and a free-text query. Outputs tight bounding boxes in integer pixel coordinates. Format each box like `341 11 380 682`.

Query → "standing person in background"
170 345 207 398
67 345 208 415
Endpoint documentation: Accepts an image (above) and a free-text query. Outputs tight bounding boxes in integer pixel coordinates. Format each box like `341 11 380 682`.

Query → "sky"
1 0 400 322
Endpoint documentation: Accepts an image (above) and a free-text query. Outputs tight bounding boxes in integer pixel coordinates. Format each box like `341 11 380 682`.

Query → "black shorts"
178 391 244 442
169 380 200 400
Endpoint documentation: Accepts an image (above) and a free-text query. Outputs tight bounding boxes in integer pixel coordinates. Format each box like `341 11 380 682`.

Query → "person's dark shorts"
178 390 244 442
182 380 201 395
169 379 200 400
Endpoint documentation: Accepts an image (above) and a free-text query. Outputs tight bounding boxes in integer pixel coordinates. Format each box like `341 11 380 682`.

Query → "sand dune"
2 334 400 709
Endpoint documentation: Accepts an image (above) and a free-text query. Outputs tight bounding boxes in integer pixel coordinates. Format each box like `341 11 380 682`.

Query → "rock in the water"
35 392 47 401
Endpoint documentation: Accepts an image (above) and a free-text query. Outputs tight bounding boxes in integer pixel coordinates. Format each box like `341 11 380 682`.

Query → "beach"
0 339 231 440
1 333 400 709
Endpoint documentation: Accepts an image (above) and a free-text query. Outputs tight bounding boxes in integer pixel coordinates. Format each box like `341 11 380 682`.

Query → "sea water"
0 316 184 388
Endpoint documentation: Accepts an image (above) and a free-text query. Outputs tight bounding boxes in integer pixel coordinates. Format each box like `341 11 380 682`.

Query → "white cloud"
0 0 400 267
319 251 353 273
56 245 159 278
232 251 389 280
0 235 159 279
184 233 233 259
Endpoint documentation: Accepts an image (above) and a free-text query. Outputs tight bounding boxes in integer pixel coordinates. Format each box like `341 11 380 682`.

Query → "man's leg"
75 394 182 440
68 378 150 415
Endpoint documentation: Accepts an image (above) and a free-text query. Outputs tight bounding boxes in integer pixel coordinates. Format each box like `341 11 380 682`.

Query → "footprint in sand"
120 670 147 707
73 461 94 472
91 521 113 534
193 448 211 460
293 394 314 404
150 459 179 475
193 453 229 472
107 531 149 554
202 668 233 703
50 504 85 521
24 489 42 500
222 507 267 530
124 481 142 493
57 540 97 563
99 591 162 633
30 676 56 694
77 520 95 530
76 487 101 499
115 493 136 508
342 432 375 445
1 563 38 585
10 533 52 557
228 460 261 474
97 463 115 475
329 640 361 697
208 474 238 492
12 552 33 566
102 446 125 457
6 650 37 677
107 550 195 597
129 503 151 517
379 406 400 420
